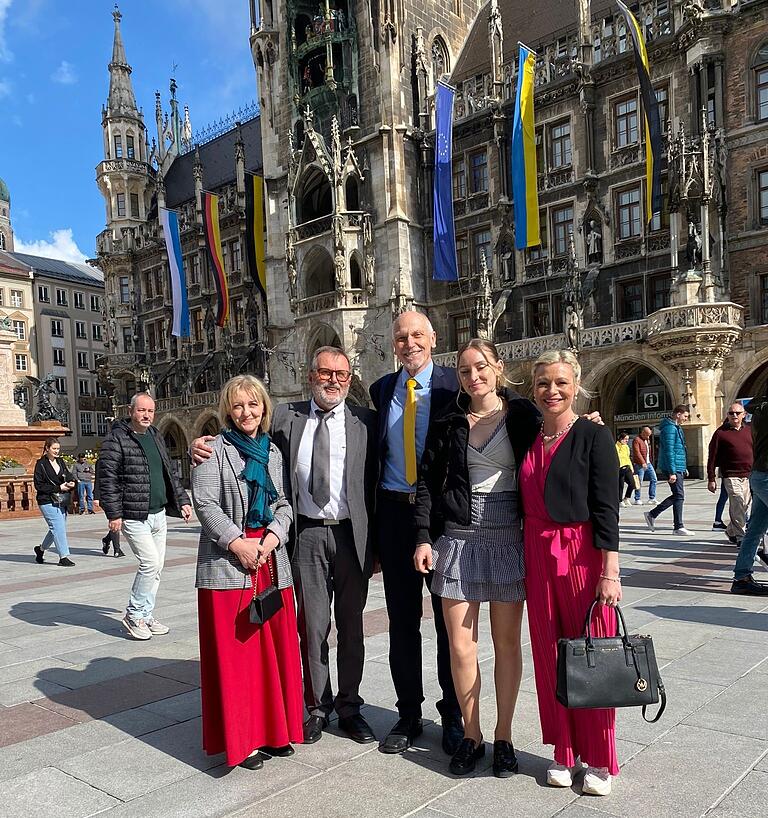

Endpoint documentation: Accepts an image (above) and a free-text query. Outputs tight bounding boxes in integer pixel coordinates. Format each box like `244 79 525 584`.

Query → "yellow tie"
404 378 418 485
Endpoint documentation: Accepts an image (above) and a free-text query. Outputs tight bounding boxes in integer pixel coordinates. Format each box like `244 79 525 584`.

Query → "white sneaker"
648 499 658 506
146 618 170 635
122 615 152 640
582 766 612 796
674 527 693 536
546 758 584 787
621 499 631 507
643 511 656 532
633 499 643 505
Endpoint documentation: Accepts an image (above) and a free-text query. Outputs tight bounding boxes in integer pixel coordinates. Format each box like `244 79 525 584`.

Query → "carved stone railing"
107 352 141 369
295 215 333 241
610 144 641 170
524 259 548 280
648 232 671 252
153 390 220 414
297 291 338 316
647 303 744 335
614 239 643 260
229 269 242 286
580 320 646 349
97 158 152 177
343 211 365 228
468 193 489 212
537 167 575 191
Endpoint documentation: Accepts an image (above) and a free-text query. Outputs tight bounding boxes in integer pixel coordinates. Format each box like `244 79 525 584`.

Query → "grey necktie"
310 409 331 509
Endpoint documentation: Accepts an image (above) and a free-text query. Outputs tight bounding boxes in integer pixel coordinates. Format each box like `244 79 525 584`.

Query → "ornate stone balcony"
295 215 333 242
433 303 744 368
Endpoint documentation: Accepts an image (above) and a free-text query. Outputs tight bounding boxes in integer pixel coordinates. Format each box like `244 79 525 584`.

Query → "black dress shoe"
379 717 423 754
115 548 125 558
260 744 294 757
338 714 376 743
441 713 464 755
303 715 329 744
34 545 45 564
492 740 518 778
731 575 768 596
239 752 265 770
102 538 111 555
449 737 485 775
58 557 76 567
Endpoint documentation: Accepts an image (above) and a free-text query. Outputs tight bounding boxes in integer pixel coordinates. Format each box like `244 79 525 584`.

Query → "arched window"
303 248 335 297
345 176 359 211
349 255 362 289
754 42 768 122
298 167 333 223
431 36 450 88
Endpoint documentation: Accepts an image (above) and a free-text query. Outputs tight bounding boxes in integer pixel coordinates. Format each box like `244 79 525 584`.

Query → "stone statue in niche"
565 305 582 352
685 222 703 269
585 219 603 264
334 249 346 294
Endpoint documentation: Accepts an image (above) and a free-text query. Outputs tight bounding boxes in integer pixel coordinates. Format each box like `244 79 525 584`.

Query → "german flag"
244 172 267 299
617 0 663 222
201 191 229 327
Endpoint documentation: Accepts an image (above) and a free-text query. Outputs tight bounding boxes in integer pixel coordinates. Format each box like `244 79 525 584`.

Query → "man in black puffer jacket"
99 392 192 640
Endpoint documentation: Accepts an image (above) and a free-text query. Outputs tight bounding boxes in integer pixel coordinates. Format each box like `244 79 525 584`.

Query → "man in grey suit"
192 346 378 745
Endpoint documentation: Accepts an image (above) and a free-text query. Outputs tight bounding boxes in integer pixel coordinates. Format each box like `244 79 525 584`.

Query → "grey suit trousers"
292 519 368 719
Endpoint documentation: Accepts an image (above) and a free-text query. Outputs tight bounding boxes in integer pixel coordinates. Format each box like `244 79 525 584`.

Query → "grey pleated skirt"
431 490 525 602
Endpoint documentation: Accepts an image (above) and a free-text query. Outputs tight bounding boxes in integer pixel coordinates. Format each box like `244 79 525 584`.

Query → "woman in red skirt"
192 375 303 770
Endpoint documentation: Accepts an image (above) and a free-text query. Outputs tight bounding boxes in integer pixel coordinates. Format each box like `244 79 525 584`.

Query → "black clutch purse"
556 599 666 723
249 553 284 625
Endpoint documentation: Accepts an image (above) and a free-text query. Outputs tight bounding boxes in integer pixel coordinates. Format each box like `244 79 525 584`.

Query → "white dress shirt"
295 399 349 519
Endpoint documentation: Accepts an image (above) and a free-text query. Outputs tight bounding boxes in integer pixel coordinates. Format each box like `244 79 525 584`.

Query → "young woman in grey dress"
414 339 542 778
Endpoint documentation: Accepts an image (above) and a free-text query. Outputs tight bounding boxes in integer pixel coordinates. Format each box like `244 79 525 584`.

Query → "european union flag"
433 82 458 281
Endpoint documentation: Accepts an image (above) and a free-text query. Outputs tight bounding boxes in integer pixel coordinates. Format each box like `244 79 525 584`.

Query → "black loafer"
260 744 294 757
34 545 45 564
58 557 76 567
239 752 266 770
338 714 376 743
303 715 329 744
102 538 111 555
441 713 464 755
115 548 125 557
492 740 519 778
379 717 423 754
731 575 768 596
449 737 485 775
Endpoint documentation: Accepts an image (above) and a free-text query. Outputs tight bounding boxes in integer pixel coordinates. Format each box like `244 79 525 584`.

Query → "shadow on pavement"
10 601 123 634
637 604 768 633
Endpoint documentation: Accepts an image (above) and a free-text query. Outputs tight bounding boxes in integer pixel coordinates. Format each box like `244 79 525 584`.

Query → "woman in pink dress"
519 349 622 797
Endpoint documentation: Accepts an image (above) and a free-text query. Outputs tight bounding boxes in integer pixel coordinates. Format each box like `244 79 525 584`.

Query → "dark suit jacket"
369 362 459 485
543 418 620 551
270 400 378 576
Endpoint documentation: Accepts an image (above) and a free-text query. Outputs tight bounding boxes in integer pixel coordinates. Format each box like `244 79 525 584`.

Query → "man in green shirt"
99 393 192 639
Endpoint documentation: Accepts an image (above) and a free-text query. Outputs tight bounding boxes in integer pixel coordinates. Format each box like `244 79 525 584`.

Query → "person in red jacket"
707 403 753 544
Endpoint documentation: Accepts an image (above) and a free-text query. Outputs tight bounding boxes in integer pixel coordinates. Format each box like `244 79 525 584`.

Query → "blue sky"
0 0 256 262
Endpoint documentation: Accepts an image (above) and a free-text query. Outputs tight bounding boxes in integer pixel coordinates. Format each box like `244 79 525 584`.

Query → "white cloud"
0 0 13 63
51 60 76 85
15 229 88 264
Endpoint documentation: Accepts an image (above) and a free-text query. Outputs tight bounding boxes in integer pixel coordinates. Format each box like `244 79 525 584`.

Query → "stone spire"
107 5 140 119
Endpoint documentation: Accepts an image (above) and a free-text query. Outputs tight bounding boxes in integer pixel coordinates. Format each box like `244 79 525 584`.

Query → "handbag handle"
250 551 278 602
582 598 630 643
642 683 667 723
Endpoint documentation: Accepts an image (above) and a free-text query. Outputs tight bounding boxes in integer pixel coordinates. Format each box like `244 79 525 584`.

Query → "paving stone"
0 676 72 706
0 766 119 817
661 637 768 685
705 770 768 817
598 724 767 817
553 804 621 818
0 702 81 749
141 689 202 722
683 673 768 740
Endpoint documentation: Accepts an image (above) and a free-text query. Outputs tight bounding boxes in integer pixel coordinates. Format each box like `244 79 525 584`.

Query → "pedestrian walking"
731 393 768 596
98 393 192 640
616 432 634 507
643 406 691 535
413 339 535 778
192 375 302 770
72 453 95 514
631 426 657 505
32 437 77 567
520 349 621 797
707 403 752 545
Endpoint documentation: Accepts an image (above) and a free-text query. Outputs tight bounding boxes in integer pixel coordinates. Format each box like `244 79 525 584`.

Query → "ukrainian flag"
511 43 540 250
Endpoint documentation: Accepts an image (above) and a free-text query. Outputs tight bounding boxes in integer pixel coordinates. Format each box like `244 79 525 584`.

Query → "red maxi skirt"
198 529 304 766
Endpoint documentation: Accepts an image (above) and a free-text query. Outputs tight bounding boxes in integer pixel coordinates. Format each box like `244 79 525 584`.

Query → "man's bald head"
391 310 437 376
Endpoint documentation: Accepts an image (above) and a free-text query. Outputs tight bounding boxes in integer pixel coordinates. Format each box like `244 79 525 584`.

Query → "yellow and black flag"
617 0 663 222
244 172 267 299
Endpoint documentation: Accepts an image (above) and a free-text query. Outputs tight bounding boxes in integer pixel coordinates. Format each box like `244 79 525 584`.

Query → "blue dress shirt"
381 361 433 491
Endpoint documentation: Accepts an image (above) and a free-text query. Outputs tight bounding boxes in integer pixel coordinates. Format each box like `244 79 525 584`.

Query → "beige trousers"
723 477 751 540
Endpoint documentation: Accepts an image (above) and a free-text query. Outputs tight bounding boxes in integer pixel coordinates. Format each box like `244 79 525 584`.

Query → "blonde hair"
531 348 593 398
457 338 511 391
218 375 272 434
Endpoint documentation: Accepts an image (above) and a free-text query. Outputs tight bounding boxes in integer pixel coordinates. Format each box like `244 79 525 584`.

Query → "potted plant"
0 457 25 477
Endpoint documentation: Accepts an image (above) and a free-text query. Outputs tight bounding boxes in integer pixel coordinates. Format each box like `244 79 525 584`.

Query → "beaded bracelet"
599 574 621 583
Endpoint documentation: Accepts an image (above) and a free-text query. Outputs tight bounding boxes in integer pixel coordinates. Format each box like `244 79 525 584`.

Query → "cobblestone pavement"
0 482 767 817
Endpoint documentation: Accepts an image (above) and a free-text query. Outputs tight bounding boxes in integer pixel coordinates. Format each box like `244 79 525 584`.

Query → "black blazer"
34 456 75 506
369 362 459 485
414 387 541 544
542 418 620 551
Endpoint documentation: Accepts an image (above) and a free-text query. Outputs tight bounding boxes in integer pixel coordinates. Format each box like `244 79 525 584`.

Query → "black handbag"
556 599 667 723
248 552 283 625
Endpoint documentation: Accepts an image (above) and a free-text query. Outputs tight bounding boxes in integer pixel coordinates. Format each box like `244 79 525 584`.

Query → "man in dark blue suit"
370 311 463 754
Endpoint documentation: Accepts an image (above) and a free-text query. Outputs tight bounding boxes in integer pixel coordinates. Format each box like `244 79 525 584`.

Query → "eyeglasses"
728 411 744 416
314 368 351 383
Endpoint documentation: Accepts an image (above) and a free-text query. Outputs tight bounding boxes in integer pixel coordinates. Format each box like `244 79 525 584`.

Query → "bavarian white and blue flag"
159 206 190 338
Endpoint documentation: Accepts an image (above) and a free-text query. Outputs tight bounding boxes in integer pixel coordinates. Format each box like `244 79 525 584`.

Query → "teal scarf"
221 429 277 528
